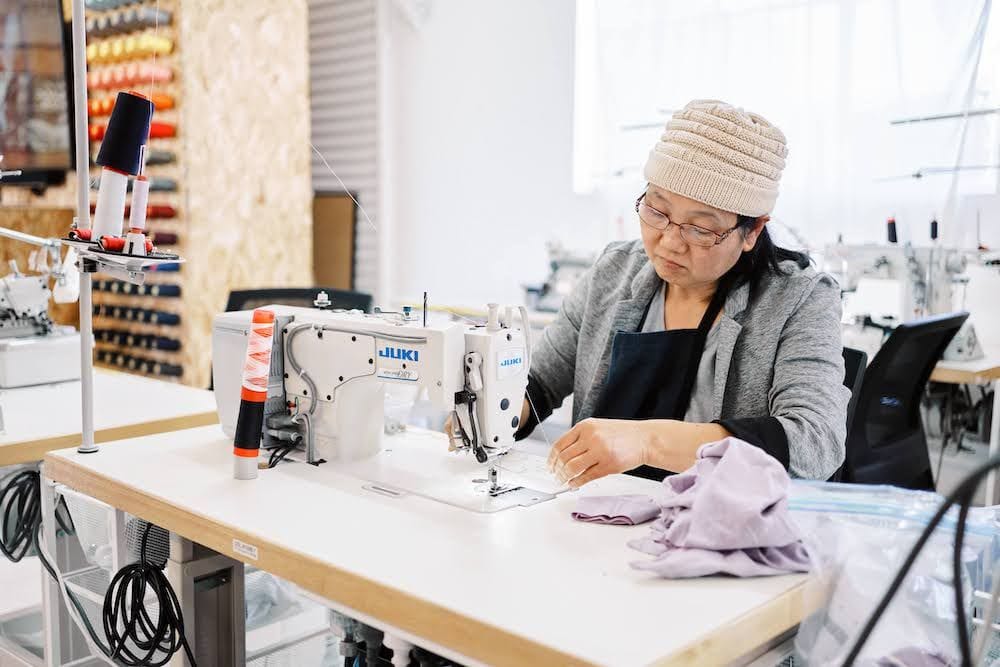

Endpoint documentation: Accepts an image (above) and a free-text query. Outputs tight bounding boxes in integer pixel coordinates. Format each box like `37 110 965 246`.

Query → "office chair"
209 287 373 389
224 287 371 314
826 347 868 482
841 312 969 490
842 347 868 436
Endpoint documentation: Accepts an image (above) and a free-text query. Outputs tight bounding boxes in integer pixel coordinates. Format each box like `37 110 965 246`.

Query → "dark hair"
726 214 810 289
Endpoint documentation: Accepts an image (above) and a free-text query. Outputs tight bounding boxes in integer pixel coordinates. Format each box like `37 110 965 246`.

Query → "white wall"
384 0 608 307
380 0 1000 310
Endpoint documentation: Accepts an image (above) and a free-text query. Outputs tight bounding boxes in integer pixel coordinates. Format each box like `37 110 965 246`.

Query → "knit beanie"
643 99 788 217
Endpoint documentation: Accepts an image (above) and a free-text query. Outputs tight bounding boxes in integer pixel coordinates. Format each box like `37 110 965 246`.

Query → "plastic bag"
790 481 1000 666
245 568 304 629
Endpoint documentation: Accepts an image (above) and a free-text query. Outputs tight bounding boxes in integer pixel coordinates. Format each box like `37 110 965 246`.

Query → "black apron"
592 283 729 481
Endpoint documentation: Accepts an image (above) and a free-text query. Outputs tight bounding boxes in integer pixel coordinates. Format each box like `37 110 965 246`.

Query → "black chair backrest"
224 288 372 314
827 347 868 482
843 311 969 489
842 347 868 436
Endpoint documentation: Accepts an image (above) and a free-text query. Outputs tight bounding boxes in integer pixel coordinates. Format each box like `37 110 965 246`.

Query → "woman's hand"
546 418 655 488
547 419 730 487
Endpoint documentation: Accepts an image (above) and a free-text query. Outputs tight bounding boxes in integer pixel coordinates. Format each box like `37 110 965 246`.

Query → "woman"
519 99 849 486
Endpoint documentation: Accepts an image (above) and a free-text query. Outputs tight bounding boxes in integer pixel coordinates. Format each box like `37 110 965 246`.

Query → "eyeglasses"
635 193 740 247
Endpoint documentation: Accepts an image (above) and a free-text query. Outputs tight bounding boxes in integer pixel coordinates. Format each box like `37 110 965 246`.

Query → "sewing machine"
0 229 80 388
824 242 970 326
523 241 595 313
212 298 556 511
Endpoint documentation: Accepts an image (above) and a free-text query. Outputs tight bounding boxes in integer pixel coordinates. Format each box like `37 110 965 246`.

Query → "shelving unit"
18 0 313 388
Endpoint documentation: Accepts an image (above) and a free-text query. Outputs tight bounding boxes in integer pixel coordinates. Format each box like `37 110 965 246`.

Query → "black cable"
952 486 974 665
0 469 41 562
55 496 76 537
103 523 197 666
33 522 116 661
37 512 196 667
843 454 1000 665
267 444 297 468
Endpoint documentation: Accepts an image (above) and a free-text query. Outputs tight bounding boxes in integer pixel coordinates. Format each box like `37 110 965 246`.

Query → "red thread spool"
148 122 176 139
99 236 153 254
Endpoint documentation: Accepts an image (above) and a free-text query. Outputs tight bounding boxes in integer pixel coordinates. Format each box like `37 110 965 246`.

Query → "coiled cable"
102 523 197 666
0 468 41 562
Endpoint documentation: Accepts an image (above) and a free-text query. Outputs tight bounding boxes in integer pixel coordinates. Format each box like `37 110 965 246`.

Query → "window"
574 0 1000 248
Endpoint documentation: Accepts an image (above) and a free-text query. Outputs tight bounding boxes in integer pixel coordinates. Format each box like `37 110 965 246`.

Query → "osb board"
177 0 312 388
0 207 79 327
5 0 311 388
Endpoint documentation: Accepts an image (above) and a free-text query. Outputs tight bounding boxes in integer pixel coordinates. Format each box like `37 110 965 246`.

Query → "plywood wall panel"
178 0 312 387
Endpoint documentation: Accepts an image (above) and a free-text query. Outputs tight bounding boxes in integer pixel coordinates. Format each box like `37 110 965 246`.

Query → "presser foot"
485 464 522 497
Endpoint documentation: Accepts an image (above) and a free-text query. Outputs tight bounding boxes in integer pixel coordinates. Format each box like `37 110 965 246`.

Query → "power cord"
34 509 196 666
34 522 121 662
267 443 298 468
103 523 197 666
0 468 41 562
843 454 1000 665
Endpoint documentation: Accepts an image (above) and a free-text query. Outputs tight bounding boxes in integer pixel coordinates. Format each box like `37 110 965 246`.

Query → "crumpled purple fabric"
626 437 812 578
571 495 660 525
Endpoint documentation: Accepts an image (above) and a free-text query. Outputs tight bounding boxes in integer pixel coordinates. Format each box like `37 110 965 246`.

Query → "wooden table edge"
651 580 808 666
0 411 218 467
42 452 605 667
930 366 1000 385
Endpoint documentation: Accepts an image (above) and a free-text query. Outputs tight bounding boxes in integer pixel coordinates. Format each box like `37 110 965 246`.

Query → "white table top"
0 370 218 466
44 425 807 666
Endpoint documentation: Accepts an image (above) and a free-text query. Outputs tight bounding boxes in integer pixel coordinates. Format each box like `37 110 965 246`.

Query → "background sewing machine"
0 227 80 388
824 240 987 362
523 241 596 313
213 298 562 512
825 241 969 325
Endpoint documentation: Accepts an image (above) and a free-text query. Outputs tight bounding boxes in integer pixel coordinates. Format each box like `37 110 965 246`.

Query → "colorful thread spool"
233 309 276 480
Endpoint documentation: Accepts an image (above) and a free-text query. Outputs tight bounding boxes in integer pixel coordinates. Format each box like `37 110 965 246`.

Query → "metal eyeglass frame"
634 193 741 247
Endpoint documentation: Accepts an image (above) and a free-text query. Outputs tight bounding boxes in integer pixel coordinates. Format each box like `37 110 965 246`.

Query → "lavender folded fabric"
627 437 812 578
571 495 660 526
627 537 811 578
654 438 800 550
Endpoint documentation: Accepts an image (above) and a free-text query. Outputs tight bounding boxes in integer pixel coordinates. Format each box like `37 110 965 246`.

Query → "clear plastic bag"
790 481 1000 666
245 568 304 629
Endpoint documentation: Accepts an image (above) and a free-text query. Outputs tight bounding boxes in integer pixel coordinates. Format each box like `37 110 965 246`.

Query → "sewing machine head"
0 256 80 388
0 236 77 339
212 299 531 469
0 263 55 338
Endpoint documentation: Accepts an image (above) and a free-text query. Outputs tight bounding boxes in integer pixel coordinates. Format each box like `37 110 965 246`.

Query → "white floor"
0 557 40 619
930 434 992 506
0 556 42 667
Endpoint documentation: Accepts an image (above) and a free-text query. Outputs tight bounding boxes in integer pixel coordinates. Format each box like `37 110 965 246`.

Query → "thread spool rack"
18 0 313 388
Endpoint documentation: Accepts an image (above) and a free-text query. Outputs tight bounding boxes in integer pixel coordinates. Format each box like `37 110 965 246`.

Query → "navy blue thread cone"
96 91 154 174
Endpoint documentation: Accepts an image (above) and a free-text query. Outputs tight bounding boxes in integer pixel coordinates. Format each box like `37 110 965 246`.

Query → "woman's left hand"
546 418 656 488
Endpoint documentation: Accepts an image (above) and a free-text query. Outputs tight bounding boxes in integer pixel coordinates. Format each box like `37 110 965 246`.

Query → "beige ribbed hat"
643 99 788 217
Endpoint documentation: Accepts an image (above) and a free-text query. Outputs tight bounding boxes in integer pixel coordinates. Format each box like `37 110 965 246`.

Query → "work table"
0 369 217 466
44 424 807 666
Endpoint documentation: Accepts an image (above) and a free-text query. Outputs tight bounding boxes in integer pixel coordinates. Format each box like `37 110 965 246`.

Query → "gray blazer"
529 240 849 480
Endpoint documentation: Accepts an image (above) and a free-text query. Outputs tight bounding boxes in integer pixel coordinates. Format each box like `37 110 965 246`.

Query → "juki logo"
500 357 522 368
379 346 419 362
